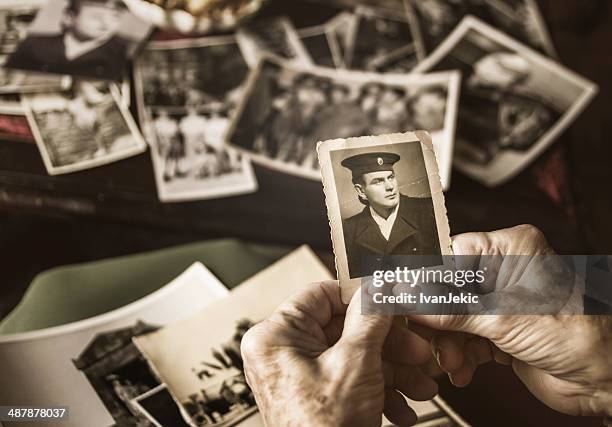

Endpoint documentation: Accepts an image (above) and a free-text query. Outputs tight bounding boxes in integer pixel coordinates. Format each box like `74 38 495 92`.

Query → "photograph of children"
317 132 452 299
0 1 71 94
236 16 312 68
227 57 460 188
135 36 257 202
22 81 147 175
0 112 34 142
6 0 152 81
405 0 557 57
413 16 598 186
344 4 424 72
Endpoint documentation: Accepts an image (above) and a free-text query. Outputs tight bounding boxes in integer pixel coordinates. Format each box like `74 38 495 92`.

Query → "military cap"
341 152 400 178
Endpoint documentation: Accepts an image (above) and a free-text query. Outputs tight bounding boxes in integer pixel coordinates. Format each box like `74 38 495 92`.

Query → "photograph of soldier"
23 81 146 175
0 2 70 93
6 0 151 81
413 16 597 186
335 148 442 278
345 5 421 71
227 57 458 184
405 0 556 56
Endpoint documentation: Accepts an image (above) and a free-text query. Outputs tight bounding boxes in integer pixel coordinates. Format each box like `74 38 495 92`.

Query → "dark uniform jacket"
343 194 442 278
7 34 129 81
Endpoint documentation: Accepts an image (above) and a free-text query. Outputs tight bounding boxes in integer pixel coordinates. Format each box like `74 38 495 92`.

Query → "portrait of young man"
7 0 150 81
340 149 442 278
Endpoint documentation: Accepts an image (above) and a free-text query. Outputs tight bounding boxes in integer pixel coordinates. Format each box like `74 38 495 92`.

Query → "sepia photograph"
135 35 257 202
0 262 230 427
134 246 333 427
318 132 452 299
297 14 349 69
0 1 71 94
236 16 312 68
23 81 147 175
413 16 598 186
405 0 557 57
6 0 152 81
227 56 460 188
131 384 191 427
345 4 424 72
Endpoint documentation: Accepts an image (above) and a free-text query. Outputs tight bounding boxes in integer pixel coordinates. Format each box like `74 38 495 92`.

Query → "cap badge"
377 157 383 165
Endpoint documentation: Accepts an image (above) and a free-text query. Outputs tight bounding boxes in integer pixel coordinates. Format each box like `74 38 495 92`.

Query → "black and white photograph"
6 0 152 81
345 4 424 72
297 16 347 69
0 262 230 427
318 132 452 296
236 16 312 68
405 0 557 57
0 1 71 94
131 384 190 427
413 16 598 186
135 35 257 202
22 81 147 175
227 56 460 187
134 246 333 427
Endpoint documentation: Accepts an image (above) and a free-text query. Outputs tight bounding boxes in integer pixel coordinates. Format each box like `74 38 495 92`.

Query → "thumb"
340 288 393 351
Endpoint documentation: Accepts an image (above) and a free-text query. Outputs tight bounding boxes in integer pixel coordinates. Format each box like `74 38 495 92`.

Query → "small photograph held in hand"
318 131 452 301
6 0 152 81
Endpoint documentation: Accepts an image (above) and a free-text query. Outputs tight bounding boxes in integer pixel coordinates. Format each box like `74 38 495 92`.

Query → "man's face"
356 170 399 211
71 3 121 40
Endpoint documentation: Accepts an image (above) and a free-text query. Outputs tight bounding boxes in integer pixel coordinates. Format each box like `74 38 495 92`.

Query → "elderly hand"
410 225 612 418
241 280 437 426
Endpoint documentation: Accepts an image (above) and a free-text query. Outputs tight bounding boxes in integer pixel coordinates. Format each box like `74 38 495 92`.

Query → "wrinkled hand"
410 225 612 418
241 281 437 426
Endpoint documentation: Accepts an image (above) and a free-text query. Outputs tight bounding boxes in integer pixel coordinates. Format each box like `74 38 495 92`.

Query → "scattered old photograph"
135 247 331 427
0 1 71 93
0 111 34 142
131 384 190 427
227 56 460 188
297 15 348 69
135 35 257 202
23 81 147 175
317 132 452 299
0 262 230 427
345 4 424 72
6 0 152 81
413 16 598 186
405 0 557 57
236 16 312 68
325 12 353 68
